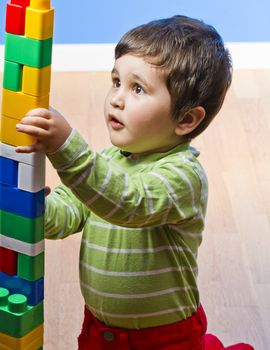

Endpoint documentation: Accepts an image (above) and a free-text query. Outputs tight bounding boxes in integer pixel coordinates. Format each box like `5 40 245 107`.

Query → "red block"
11 0 31 5
5 0 30 35
0 247 18 275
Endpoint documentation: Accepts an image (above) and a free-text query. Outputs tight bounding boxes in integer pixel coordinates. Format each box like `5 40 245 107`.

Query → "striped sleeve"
45 184 90 239
47 130 202 227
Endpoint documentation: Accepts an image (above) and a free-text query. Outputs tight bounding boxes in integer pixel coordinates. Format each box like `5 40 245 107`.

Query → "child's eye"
133 83 144 95
112 78 121 88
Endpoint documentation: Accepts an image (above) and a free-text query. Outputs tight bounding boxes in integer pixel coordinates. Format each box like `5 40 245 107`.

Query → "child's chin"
111 139 131 150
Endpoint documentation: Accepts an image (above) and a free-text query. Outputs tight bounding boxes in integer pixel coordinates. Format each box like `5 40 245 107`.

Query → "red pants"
78 306 254 350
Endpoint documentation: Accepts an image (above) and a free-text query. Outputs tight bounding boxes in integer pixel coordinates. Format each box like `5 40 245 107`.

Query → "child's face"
104 54 181 155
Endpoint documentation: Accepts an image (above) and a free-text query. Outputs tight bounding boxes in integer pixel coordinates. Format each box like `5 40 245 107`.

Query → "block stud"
8 293 27 313
30 0 51 10
0 287 9 306
11 0 30 6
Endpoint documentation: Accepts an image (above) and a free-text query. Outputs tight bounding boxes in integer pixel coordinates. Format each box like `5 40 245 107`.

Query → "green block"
0 288 43 337
18 252 44 282
3 60 22 91
5 33 53 68
0 210 44 244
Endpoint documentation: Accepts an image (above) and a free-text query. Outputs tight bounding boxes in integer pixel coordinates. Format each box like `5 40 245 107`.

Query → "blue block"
0 272 44 306
0 184 44 218
0 156 18 187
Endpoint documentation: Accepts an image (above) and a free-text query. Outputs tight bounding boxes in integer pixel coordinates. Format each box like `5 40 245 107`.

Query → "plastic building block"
3 60 23 92
0 234 44 257
5 1 30 36
0 210 44 244
0 142 45 167
11 0 31 5
25 0 54 40
2 88 49 121
8 293 28 313
1 0 54 345
29 0 51 10
0 115 36 147
0 184 44 218
0 247 18 275
0 272 44 306
18 252 44 281
18 161 45 193
5 33 53 68
22 65 51 97
0 287 43 337
0 324 43 350
0 157 18 187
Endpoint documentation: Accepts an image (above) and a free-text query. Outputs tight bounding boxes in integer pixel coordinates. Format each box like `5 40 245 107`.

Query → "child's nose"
110 90 125 109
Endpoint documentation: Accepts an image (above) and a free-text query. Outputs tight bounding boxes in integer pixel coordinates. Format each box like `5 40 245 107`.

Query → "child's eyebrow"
111 68 118 76
111 68 154 91
131 73 152 89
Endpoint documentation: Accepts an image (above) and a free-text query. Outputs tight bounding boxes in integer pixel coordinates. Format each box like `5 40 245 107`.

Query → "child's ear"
175 106 205 136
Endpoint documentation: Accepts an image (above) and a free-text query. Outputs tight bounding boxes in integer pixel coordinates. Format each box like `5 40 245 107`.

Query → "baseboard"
226 42 270 69
0 42 269 71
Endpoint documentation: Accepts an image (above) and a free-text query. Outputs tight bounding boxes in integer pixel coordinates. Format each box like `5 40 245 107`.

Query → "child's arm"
16 108 204 228
16 108 89 237
45 184 90 239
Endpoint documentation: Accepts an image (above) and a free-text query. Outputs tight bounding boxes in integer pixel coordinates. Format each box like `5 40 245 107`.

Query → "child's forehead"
113 54 167 80
114 53 158 67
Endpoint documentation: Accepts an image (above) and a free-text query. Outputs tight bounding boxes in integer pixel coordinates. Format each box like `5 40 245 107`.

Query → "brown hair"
115 15 232 139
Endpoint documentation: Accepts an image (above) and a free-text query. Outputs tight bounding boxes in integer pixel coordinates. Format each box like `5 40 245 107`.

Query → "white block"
0 142 45 167
0 234 44 256
18 161 45 193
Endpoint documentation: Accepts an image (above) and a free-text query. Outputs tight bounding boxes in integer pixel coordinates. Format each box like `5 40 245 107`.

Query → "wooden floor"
1 70 270 349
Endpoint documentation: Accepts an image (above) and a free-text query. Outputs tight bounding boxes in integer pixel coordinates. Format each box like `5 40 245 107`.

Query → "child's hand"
45 186 51 196
15 107 72 154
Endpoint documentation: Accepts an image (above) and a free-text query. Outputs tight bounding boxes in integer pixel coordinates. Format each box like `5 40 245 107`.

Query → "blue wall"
1 0 270 44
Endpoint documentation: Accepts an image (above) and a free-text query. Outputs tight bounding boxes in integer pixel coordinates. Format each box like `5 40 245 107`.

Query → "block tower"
0 0 54 349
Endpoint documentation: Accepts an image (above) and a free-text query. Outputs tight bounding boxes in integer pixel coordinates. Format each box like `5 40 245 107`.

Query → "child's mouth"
110 116 124 130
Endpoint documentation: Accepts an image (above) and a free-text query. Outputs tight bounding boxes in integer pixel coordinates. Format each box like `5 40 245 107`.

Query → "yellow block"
30 0 51 10
22 65 51 97
25 2 54 40
0 115 36 147
1 89 49 121
0 324 43 350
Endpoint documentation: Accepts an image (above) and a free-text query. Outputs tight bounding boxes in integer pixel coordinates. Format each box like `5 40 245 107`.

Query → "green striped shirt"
45 129 208 329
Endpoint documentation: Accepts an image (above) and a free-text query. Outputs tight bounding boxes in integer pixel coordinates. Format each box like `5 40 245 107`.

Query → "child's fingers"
25 108 51 120
20 116 51 130
44 186 51 196
15 145 36 153
16 123 48 137
16 140 47 153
